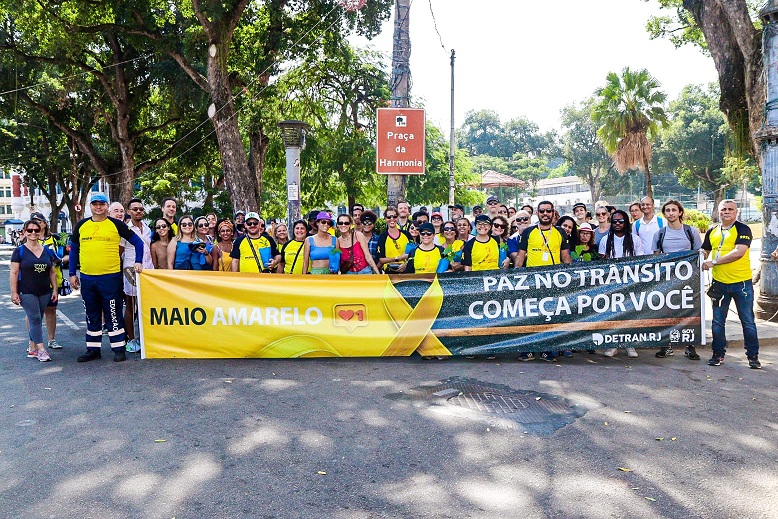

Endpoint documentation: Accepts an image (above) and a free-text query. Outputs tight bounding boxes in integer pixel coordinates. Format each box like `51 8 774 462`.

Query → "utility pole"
388 0 411 207
448 49 456 208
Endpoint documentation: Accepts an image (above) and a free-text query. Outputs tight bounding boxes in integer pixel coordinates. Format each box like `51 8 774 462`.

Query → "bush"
684 209 713 233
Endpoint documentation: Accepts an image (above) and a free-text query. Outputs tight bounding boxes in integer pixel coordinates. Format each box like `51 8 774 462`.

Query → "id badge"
714 252 720 260
542 252 550 262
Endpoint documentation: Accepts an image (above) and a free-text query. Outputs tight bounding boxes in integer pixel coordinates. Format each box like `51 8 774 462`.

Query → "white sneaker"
125 338 141 353
603 348 617 357
626 347 638 358
48 340 62 349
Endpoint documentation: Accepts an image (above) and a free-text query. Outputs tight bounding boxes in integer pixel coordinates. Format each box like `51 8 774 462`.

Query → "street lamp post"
278 120 310 225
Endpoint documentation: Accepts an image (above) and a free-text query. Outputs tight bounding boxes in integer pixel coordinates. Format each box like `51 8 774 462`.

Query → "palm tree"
592 67 668 198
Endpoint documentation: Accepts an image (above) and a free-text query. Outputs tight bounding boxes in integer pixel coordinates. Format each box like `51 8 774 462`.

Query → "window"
0 206 5 214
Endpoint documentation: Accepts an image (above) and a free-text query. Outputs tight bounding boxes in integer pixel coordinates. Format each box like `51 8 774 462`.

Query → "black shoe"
77 349 101 363
656 347 669 358
684 346 700 360
113 349 126 363
539 351 557 362
747 355 762 370
707 355 724 366
518 352 535 362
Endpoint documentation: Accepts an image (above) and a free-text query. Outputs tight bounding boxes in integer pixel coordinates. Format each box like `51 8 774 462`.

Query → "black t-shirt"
11 245 56 296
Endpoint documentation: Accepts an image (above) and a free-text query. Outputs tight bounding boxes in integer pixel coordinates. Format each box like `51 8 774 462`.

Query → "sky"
351 0 718 135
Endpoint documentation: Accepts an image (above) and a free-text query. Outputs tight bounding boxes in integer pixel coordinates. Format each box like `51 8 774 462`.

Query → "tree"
457 109 552 159
647 1 763 162
560 98 614 204
592 67 668 198
653 83 731 217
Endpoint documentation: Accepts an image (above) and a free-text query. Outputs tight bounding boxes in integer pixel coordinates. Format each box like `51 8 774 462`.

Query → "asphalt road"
0 251 776 518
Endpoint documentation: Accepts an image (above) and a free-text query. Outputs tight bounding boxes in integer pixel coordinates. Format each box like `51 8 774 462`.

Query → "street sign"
376 108 426 175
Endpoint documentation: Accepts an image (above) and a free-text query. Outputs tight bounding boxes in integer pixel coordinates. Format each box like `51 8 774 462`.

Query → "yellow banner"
137 270 450 358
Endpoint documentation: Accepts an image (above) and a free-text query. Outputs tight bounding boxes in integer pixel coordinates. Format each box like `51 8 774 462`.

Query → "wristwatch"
711 260 717 266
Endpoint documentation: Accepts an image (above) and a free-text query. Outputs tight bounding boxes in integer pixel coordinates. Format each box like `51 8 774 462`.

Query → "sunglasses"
316 220 331 226
516 217 529 222
612 219 626 224
337 221 350 226
419 231 433 236
129 207 145 212
362 220 374 225
155 225 168 230
385 215 398 220
493 223 505 228
537 209 554 214
596 212 608 216
180 222 194 227
197 223 209 228
443 227 456 232
26 228 41 233
245 221 264 227
486 201 498 205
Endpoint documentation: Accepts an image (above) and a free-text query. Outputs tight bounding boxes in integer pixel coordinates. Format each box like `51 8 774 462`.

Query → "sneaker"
655 347 671 358
747 356 762 370
519 352 535 362
540 351 557 362
37 350 52 362
603 348 617 357
562 350 573 358
665 347 674 356
626 347 638 358
113 349 126 363
77 349 102 363
707 355 724 366
684 346 700 360
47 340 62 349
485 355 496 360
27 348 38 358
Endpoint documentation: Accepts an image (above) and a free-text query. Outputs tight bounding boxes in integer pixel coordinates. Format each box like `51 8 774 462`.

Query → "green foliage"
457 109 553 159
684 208 713 233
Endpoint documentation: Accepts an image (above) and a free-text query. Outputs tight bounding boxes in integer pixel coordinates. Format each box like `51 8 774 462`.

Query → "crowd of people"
9 192 773 369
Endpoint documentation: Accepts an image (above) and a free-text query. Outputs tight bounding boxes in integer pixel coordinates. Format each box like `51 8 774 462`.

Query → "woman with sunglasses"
406 222 448 274
168 215 211 270
303 212 338 274
377 206 412 273
490 215 512 269
439 221 465 271
29 213 65 351
211 219 236 272
594 206 611 247
150 218 172 269
510 210 532 238
278 220 308 274
572 223 603 262
430 212 445 243
406 221 420 253
336 214 380 274
10 220 58 361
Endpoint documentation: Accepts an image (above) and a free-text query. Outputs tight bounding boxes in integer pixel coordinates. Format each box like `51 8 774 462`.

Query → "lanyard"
539 227 556 265
716 225 732 259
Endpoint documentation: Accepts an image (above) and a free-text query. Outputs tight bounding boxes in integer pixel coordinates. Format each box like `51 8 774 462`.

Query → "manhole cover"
386 377 588 435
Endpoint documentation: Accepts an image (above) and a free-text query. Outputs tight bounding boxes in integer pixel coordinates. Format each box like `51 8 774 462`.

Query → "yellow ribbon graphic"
381 277 450 356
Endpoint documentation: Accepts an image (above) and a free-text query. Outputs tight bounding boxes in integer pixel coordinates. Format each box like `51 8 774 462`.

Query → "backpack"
635 216 664 235
655 224 696 253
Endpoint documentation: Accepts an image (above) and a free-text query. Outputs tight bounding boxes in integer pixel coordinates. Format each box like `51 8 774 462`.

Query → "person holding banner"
231 213 280 273
377 206 412 273
515 201 572 362
652 200 703 360
702 200 761 369
599 209 644 358
440 221 465 271
211 219 235 272
336 214 380 275
462 215 501 272
278 220 308 274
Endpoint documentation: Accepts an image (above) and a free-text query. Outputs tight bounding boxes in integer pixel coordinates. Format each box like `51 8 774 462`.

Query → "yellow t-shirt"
462 237 499 271
281 240 305 274
71 217 135 275
703 222 753 283
230 234 279 273
518 225 569 267
377 230 411 271
409 245 444 274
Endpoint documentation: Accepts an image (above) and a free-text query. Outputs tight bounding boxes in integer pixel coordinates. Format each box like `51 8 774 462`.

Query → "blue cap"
90 193 109 204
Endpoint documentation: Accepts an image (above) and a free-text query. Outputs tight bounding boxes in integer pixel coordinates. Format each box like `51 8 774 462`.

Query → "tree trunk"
642 154 654 199
683 0 764 164
388 0 411 206
248 129 269 214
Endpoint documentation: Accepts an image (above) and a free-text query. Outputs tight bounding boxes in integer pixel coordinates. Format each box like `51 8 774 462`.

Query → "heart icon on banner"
338 310 355 321
333 304 368 333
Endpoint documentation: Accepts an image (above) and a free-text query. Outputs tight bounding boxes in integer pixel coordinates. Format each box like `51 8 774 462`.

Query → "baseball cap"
30 212 48 223
90 193 109 204
307 210 320 221
573 202 587 211
234 210 246 217
245 211 261 222
578 223 593 232
449 204 464 211
486 195 499 204
431 211 443 219
360 211 377 224
418 222 435 233
475 214 492 224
